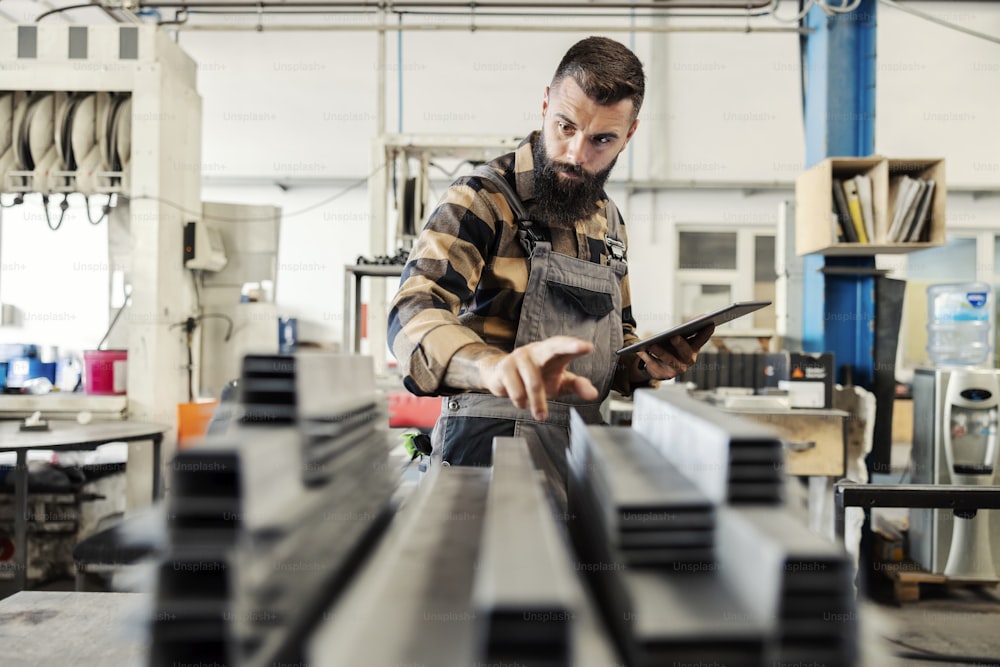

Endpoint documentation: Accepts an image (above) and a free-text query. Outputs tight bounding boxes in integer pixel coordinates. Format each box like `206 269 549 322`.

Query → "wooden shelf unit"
796 156 946 256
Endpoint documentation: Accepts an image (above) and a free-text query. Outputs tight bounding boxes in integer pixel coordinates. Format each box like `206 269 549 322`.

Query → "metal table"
834 481 1000 540
0 419 167 592
342 264 404 354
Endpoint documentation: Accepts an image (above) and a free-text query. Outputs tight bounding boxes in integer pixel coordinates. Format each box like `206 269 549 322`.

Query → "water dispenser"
941 370 999 579
912 367 1000 577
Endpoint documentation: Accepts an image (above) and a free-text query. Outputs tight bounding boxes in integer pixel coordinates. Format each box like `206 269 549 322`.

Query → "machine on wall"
183 220 228 272
0 88 132 228
380 134 522 255
0 23 205 510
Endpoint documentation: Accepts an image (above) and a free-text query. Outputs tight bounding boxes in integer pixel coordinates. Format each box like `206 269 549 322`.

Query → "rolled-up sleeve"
387 180 500 395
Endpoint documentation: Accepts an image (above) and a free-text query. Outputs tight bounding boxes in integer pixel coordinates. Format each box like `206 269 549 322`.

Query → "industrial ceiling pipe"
170 22 807 32
38 0 795 24
132 1 773 9
388 1 772 8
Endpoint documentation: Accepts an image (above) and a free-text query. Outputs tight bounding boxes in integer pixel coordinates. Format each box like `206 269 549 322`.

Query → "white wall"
876 3 1000 186
197 182 373 345
4 2 1000 371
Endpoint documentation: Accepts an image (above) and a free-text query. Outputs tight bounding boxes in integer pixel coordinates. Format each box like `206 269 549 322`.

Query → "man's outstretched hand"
482 336 598 421
446 337 598 421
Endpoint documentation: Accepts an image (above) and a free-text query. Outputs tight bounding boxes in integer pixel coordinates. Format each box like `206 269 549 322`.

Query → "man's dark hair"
551 36 645 119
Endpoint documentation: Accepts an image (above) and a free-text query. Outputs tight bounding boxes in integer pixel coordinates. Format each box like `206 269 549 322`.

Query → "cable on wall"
131 163 386 223
879 0 1000 47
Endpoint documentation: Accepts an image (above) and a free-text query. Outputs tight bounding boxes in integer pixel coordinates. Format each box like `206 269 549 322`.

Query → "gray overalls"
430 166 628 512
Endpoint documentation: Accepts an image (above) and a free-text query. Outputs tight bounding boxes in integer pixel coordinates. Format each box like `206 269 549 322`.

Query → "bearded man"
387 36 713 508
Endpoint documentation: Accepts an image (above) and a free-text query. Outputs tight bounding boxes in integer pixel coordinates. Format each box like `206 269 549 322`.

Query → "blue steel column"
801 0 878 388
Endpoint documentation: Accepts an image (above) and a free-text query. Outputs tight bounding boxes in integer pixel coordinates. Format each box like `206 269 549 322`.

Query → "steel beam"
150 352 397 667
631 385 785 505
801 0 878 389
569 413 715 566
473 437 579 666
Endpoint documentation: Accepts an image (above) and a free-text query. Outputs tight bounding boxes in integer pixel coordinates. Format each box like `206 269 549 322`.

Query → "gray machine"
911 367 1000 576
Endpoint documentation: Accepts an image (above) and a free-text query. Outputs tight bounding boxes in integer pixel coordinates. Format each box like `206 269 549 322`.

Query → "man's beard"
531 134 616 226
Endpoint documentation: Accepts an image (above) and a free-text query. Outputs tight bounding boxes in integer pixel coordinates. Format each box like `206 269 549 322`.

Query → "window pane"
754 235 776 282
754 235 777 330
680 282 732 321
907 237 977 282
678 231 737 270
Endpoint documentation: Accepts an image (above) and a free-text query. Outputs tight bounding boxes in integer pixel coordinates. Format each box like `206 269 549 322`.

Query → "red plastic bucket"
83 350 128 395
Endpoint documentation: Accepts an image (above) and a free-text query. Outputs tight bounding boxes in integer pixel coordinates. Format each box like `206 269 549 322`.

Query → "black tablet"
616 300 772 356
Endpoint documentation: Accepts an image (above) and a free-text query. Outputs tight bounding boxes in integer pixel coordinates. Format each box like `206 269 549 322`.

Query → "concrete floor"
859 435 1000 667
19 575 1000 666
862 587 1000 667
6 551 1000 666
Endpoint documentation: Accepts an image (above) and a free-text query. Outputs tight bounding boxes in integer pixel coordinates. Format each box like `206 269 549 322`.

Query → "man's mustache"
550 161 584 177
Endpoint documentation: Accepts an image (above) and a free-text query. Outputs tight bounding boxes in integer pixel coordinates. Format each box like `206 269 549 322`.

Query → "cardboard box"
762 352 834 408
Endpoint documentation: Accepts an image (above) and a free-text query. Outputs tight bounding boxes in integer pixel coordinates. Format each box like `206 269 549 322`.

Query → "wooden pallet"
876 560 1000 603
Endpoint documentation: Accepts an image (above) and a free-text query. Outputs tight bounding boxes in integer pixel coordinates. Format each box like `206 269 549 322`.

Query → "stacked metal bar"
306 465 493 666
631 384 785 505
568 417 716 566
306 443 623 667
239 354 297 424
716 507 859 666
149 352 396 667
472 437 579 666
150 448 241 667
567 386 860 667
567 411 767 667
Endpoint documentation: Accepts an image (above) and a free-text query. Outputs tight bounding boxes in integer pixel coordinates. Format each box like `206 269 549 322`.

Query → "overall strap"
603 199 627 265
472 165 546 256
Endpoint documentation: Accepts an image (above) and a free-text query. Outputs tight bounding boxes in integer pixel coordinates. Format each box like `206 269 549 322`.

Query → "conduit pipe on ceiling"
169 22 808 32
134 1 773 10
44 0 796 27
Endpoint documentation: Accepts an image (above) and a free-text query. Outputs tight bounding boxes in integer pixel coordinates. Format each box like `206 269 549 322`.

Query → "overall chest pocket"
537 279 620 399
547 282 614 319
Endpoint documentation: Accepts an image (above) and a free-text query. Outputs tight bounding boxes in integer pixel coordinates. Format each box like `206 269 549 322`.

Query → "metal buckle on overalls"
605 235 626 263
517 220 545 256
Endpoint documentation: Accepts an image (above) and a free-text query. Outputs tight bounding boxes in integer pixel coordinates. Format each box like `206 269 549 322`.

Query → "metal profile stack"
631 385 785 505
150 447 241 666
716 507 859 666
307 440 623 667
567 412 767 667
472 437 579 666
567 386 859 667
307 464 492 666
238 354 298 424
568 414 716 566
150 352 396 667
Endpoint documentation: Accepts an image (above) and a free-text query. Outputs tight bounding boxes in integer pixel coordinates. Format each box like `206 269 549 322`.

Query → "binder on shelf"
854 174 875 243
890 177 924 241
832 181 858 243
887 176 919 242
840 179 869 244
896 179 926 241
905 179 935 242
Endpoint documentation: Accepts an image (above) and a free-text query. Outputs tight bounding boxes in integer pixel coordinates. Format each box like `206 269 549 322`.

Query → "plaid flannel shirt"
388 132 644 396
